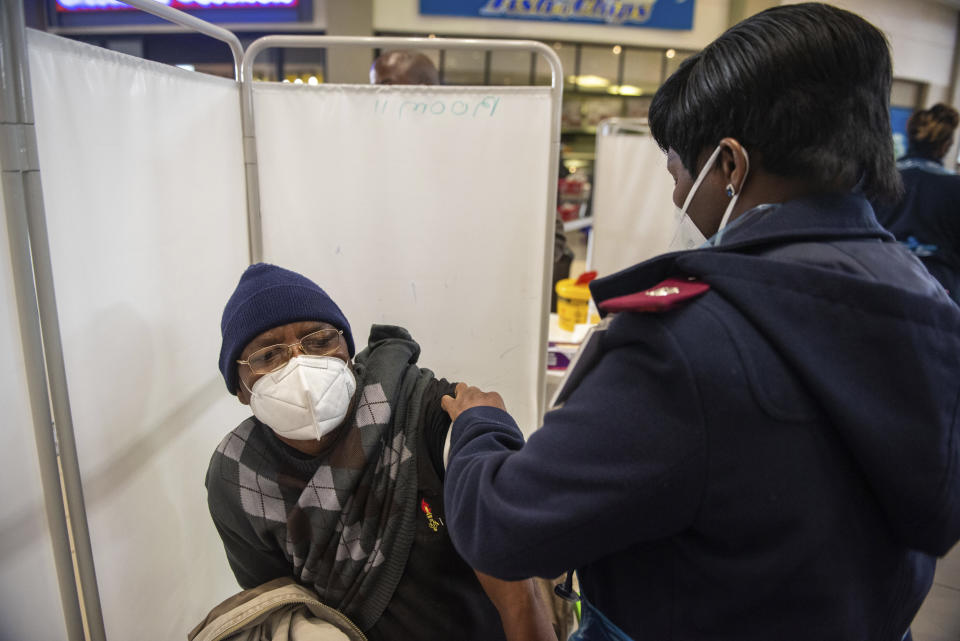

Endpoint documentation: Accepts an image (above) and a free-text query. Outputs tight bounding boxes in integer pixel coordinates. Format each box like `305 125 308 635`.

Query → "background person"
207 263 555 641
370 49 439 85
874 103 960 302
439 4 960 641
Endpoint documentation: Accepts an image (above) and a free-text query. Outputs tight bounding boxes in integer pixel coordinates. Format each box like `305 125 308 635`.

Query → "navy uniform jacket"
444 194 960 641
873 156 960 302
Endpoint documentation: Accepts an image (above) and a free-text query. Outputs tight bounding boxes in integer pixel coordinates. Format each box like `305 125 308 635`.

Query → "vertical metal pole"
241 66 264 263
574 43 582 90
617 46 627 116
946 12 960 172
0 5 107 641
538 43 564 425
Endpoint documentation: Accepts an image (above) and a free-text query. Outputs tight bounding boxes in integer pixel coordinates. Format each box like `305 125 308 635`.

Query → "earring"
725 184 736 198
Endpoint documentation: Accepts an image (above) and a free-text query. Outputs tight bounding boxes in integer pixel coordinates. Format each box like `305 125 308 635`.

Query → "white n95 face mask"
248 355 357 441
668 207 708 252
667 144 750 251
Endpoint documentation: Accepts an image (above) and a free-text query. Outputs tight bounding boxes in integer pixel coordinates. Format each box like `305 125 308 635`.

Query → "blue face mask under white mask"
668 144 750 251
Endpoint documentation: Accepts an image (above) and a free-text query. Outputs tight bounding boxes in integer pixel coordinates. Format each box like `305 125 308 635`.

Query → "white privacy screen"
28 30 251 639
590 129 677 277
254 83 553 435
0 187 69 641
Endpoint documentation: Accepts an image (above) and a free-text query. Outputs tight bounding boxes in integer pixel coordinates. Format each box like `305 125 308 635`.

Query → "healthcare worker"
874 103 960 303
440 4 960 641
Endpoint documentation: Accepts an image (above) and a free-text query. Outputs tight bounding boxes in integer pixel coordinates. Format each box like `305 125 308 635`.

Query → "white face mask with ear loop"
667 143 750 250
243 355 357 441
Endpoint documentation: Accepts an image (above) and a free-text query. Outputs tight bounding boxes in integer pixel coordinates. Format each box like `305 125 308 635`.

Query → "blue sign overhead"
419 0 695 31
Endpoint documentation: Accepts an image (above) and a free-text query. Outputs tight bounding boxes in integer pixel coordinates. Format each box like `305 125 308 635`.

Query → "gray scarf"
298 325 429 629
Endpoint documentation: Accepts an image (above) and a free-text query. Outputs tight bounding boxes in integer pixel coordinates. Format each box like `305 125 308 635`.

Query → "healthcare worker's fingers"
442 382 507 423
441 382 468 419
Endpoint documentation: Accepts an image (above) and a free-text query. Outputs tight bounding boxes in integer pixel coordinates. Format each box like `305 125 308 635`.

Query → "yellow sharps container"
555 272 596 331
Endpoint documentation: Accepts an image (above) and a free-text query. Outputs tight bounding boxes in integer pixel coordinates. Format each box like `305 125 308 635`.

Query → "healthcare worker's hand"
441 382 507 423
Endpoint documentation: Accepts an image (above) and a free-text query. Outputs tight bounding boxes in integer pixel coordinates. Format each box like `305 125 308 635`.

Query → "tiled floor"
911 545 960 641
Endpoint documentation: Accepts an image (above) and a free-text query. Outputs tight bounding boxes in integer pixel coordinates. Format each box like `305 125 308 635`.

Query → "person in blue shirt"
439 4 960 641
874 103 960 302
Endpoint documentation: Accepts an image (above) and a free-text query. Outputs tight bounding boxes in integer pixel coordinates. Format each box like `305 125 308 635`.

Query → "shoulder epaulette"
598 277 709 313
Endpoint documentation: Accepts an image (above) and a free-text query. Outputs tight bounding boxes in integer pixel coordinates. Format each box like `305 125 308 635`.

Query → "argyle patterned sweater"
206 325 504 640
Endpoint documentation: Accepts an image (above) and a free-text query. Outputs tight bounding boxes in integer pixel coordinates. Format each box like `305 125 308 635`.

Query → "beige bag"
535 576 578 641
189 578 366 641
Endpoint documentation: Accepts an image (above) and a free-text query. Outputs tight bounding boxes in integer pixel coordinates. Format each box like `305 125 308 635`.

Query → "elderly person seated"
205 263 555 641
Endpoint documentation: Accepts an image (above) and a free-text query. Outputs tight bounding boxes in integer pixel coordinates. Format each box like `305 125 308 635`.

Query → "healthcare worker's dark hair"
649 2 902 203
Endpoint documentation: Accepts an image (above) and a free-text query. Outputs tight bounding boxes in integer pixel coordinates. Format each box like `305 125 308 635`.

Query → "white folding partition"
7 20 560 640
590 118 677 277
27 30 249 639
253 81 554 435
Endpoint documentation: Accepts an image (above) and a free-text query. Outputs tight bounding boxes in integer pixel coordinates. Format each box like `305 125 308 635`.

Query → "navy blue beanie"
219 263 355 395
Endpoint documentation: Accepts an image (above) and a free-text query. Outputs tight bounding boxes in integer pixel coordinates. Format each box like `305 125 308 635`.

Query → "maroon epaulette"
598 277 710 313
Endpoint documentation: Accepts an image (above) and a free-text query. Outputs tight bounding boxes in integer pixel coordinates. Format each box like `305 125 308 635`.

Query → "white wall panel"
781 0 958 93
254 83 553 435
591 127 676 277
0 182 69 641
28 30 250 640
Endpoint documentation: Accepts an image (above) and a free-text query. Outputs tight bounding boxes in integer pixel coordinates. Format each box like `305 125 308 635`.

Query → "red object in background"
557 202 580 222
575 271 598 286
558 175 585 196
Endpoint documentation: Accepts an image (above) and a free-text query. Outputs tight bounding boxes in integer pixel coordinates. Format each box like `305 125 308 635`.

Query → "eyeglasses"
237 328 344 375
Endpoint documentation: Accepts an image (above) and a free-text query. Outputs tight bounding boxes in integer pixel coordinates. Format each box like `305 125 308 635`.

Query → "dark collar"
590 193 893 305
901 153 944 166
710 192 891 248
